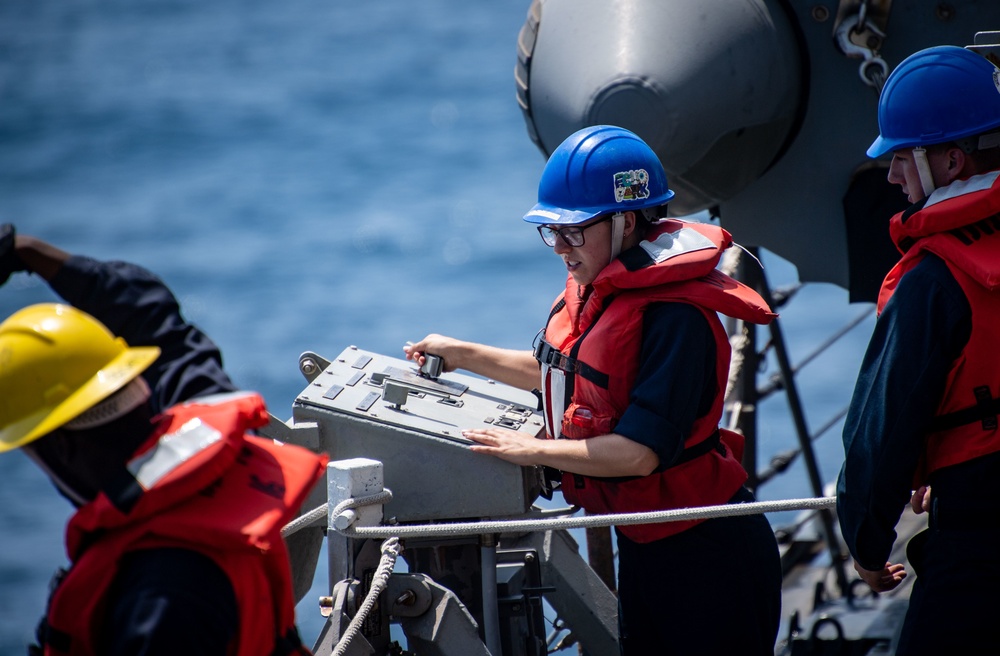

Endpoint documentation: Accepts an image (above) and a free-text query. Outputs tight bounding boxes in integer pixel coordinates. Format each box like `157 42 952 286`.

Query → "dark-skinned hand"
0 223 27 285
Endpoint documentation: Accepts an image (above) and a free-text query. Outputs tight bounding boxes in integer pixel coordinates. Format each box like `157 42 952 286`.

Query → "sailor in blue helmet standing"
836 46 1000 654
406 125 782 654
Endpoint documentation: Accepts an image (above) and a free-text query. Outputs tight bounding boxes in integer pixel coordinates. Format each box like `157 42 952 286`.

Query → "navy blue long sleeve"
48 255 237 412
837 254 971 570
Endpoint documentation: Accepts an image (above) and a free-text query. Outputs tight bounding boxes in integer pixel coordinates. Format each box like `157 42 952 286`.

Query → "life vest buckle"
534 339 581 374
974 386 998 430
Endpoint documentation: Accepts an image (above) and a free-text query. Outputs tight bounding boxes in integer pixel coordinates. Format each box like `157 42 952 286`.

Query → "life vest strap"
533 339 610 389
927 385 1000 432
672 429 724 467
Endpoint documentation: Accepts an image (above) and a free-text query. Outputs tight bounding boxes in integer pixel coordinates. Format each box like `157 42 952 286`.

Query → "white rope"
331 537 403 656
282 503 327 538
333 495 837 539
281 488 394 538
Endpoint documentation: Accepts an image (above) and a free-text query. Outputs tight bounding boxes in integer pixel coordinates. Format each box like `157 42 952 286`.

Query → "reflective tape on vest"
541 364 566 440
127 418 223 490
639 227 717 263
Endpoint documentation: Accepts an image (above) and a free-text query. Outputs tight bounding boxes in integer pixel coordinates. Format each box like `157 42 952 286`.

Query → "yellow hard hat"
0 303 160 452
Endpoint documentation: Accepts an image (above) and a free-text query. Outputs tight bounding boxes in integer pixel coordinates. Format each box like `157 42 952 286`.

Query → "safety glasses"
536 214 616 247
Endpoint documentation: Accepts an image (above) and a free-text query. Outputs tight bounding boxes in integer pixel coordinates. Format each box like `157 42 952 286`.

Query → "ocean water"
0 1 875 652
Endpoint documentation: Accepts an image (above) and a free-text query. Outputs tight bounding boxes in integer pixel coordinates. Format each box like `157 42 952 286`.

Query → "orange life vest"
40 391 327 656
536 220 775 542
878 171 1000 480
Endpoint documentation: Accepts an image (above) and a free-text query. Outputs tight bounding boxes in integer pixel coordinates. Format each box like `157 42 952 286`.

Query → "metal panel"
291 346 545 522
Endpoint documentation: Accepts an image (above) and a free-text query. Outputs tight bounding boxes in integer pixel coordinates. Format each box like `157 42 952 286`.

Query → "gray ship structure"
267 2 1000 654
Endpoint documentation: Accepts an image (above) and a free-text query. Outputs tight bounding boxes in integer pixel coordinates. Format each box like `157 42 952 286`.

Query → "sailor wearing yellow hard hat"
0 224 324 654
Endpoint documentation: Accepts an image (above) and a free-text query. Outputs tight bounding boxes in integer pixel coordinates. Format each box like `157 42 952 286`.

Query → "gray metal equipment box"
291 346 546 523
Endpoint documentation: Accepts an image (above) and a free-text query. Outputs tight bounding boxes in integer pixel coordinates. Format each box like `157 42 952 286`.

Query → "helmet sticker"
613 169 650 203
994 68 1000 95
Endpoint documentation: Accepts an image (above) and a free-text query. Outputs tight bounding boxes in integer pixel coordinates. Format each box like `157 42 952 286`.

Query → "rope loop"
281 488 394 538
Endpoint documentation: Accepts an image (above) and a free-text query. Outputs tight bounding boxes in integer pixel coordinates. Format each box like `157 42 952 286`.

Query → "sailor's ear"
944 146 967 182
622 211 637 238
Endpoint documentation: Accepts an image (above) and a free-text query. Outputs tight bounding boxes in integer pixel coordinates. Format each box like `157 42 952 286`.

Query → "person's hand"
462 427 543 466
854 560 907 593
0 223 27 285
910 485 931 514
403 334 464 372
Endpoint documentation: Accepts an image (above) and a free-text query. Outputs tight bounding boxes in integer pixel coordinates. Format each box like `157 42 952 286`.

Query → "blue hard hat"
524 125 675 225
868 46 1000 158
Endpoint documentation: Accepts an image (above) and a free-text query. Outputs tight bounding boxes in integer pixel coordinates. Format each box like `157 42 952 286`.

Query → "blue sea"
0 1 875 652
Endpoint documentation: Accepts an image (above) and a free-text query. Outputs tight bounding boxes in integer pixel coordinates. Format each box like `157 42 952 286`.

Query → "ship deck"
776 505 927 654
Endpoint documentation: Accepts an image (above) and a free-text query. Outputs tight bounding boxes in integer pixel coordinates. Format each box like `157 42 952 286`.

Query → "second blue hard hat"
868 45 1000 158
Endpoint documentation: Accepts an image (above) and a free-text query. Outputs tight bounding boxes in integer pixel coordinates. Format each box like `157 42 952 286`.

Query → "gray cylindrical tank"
517 0 803 216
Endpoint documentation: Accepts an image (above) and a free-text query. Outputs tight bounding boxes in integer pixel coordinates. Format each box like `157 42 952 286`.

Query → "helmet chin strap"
609 212 625 264
912 147 937 199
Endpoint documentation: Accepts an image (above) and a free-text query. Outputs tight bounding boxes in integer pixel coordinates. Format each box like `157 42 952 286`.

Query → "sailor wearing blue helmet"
838 45 1000 655
408 125 782 655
